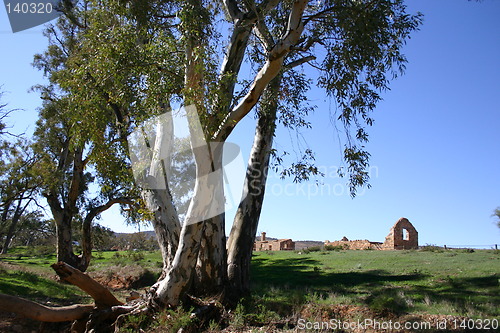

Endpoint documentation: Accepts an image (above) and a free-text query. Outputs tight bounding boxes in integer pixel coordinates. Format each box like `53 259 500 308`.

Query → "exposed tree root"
0 294 94 322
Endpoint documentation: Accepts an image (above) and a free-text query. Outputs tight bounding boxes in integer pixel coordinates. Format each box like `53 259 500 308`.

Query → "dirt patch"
90 264 157 290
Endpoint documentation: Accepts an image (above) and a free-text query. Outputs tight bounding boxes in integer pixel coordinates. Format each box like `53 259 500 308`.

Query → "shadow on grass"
251 257 425 291
250 257 499 318
0 269 86 305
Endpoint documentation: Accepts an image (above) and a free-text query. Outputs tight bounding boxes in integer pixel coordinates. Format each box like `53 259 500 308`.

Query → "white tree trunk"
226 76 280 298
152 0 307 306
154 152 225 305
142 189 180 271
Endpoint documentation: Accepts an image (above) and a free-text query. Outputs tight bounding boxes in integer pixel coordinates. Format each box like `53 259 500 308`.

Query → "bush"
306 246 322 252
33 245 56 257
158 307 196 333
119 313 150 333
368 289 410 316
324 245 344 251
230 300 279 328
420 244 443 252
230 302 246 330
127 250 145 262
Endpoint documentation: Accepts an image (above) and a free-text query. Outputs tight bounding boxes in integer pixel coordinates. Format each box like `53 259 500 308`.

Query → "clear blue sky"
1 0 499 247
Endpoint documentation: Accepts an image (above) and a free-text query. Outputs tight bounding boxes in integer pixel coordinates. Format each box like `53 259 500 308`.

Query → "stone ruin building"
253 232 295 251
324 217 418 250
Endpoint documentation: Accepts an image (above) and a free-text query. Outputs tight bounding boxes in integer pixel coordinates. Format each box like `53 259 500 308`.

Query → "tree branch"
285 55 316 69
51 262 123 307
0 294 93 322
223 0 242 21
214 0 308 141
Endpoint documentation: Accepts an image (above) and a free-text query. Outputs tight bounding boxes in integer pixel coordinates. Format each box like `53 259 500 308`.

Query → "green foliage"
10 214 55 248
118 306 197 333
324 244 345 251
118 313 150 333
419 244 444 252
0 130 44 253
304 245 322 253
493 207 500 228
126 250 145 262
158 306 197 333
32 0 423 206
313 0 423 195
207 319 221 332
229 302 246 330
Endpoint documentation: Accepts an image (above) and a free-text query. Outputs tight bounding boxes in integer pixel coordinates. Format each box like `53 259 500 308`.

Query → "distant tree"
9 212 55 247
494 207 500 228
0 141 41 254
30 90 139 270
0 92 42 254
71 221 116 252
31 37 141 270
0 90 17 141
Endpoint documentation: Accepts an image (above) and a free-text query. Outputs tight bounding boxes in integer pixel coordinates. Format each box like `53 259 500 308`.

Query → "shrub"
33 245 56 257
158 307 196 333
307 246 322 252
127 250 145 262
324 245 344 251
230 300 279 328
420 244 443 252
119 313 150 333
230 302 246 330
368 289 410 316
93 252 105 260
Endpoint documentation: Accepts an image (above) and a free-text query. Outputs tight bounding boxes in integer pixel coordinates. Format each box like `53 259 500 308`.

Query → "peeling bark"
142 188 180 273
194 213 227 295
226 75 280 299
154 142 225 306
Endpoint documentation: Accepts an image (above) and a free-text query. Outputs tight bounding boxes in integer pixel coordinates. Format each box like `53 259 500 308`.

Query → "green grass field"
250 249 500 319
0 247 499 331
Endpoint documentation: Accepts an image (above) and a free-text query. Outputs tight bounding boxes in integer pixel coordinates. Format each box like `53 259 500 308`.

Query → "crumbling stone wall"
382 217 418 250
253 233 295 251
324 217 419 251
325 238 383 250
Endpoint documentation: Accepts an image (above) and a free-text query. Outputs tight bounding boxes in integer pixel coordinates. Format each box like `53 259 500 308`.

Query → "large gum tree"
0 0 421 329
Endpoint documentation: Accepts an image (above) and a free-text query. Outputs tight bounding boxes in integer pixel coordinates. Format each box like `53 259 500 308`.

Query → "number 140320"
5 2 53 14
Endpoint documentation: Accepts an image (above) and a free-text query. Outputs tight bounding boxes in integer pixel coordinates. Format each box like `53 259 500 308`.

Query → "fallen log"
0 294 94 322
51 261 123 308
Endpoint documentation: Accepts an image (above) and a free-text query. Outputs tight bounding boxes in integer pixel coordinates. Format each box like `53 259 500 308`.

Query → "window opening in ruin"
402 228 409 241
